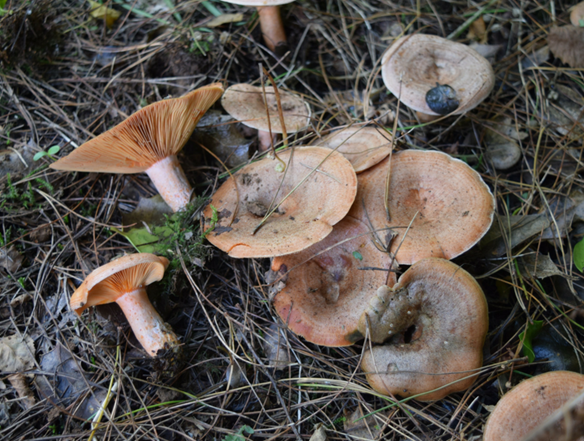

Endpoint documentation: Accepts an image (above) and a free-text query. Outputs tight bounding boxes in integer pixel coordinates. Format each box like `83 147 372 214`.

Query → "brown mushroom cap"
221 83 310 134
203 146 358 258
483 371 584 441
314 126 393 173
359 258 488 401
381 34 495 115
348 149 495 265
51 83 224 174
271 216 397 347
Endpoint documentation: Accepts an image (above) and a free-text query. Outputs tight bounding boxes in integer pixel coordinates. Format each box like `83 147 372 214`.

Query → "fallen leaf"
0 245 23 272
262 324 291 370
344 407 385 440
483 119 522 171
113 224 174 254
518 252 563 279
88 0 121 29
0 334 35 373
122 195 173 227
206 13 244 28
309 424 327 441
467 16 488 43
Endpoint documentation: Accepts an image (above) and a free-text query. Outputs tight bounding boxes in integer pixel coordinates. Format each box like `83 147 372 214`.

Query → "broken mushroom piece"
314 125 393 173
381 34 495 118
358 258 488 401
348 149 495 265
202 146 357 258
221 83 310 152
70 254 179 357
222 0 294 54
271 216 397 347
51 83 224 212
483 371 584 441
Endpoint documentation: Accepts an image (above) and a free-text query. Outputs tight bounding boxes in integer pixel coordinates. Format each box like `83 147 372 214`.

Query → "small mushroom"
222 0 295 54
271 216 396 347
51 83 224 212
314 125 393 173
381 34 495 118
483 371 584 441
221 83 310 152
358 258 488 401
348 150 495 265
202 146 357 258
70 254 179 357
570 2 584 27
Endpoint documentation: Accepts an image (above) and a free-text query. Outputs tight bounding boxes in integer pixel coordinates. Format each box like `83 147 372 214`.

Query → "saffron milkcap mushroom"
70 253 178 357
483 371 584 441
221 83 310 152
314 125 393 173
271 216 397 347
571 2 584 27
51 83 224 212
381 34 495 118
358 258 488 401
222 0 294 54
202 146 357 258
348 149 495 265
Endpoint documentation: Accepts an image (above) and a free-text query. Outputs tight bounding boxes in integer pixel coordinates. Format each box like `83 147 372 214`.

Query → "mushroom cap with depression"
271 216 396 347
203 146 357 258
359 258 488 401
381 34 495 116
222 83 310 134
348 149 495 265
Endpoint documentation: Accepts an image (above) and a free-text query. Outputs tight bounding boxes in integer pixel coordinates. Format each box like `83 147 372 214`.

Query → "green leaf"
33 151 46 161
47 145 61 156
519 320 543 363
113 225 174 254
352 251 363 261
0 0 7 9
574 238 584 271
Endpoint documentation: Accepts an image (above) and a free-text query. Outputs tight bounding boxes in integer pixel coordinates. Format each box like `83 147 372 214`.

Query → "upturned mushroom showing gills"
348 149 495 265
70 254 178 357
202 146 357 258
358 258 488 401
483 371 584 441
381 34 495 118
271 216 396 347
222 83 310 152
50 83 224 212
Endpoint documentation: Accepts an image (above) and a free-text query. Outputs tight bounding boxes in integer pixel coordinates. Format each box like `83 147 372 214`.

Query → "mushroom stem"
146 155 191 212
115 288 179 357
257 6 287 54
257 130 277 152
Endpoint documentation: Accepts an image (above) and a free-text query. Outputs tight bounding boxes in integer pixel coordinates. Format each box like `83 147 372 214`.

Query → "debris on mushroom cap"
271 216 397 347
51 83 224 173
483 371 584 441
221 83 310 134
548 26 584 68
381 34 495 115
359 258 488 401
348 149 495 265
202 146 358 258
314 126 393 173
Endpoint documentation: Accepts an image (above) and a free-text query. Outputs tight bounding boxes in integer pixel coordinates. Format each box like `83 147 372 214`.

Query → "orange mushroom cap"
71 253 178 357
203 146 357 258
348 149 495 265
271 216 396 347
483 371 584 441
381 34 495 116
359 258 488 401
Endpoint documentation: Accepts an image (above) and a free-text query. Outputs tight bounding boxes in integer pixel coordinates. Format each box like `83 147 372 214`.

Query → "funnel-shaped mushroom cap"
315 126 393 173
51 83 224 174
221 84 310 134
203 146 357 258
271 216 396 347
71 254 169 313
348 150 495 265
484 371 584 441
359 258 488 401
381 34 495 115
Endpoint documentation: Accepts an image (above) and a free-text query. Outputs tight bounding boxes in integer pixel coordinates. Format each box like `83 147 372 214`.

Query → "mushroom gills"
425 83 460 115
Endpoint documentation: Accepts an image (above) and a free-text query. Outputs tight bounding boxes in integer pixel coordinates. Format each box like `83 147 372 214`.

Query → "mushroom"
271 216 397 347
314 125 393 173
571 2 584 27
348 149 495 265
483 371 584 441
221 83 310 152
222 0 294 54
70 253 179 357
51 83 224 212
381 34 495 118
202 146 357 258
358 258 488 401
